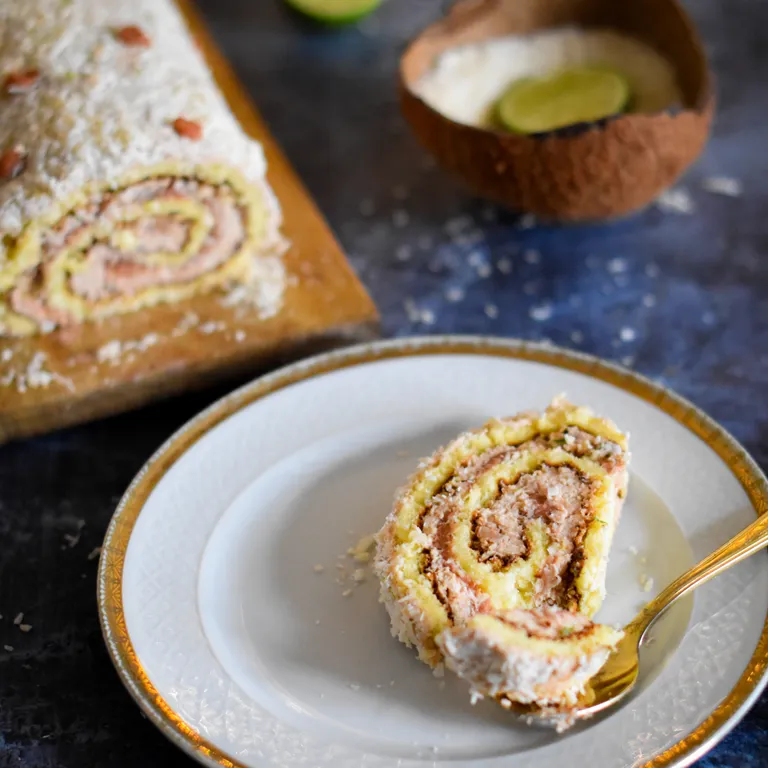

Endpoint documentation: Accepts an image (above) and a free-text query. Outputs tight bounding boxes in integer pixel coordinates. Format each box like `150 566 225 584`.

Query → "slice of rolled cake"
374 397 629 668
0 0 285 336
437 608 623 708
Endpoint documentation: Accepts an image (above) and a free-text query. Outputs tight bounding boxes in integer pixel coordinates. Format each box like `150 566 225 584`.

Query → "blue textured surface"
0 0 766 765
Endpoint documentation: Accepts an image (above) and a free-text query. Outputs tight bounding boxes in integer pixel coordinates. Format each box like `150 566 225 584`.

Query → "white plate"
99 337 768 768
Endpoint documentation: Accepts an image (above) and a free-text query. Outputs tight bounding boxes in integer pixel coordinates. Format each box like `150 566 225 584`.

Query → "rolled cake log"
0 0 284 336
437 608 623 709
374 398 629 668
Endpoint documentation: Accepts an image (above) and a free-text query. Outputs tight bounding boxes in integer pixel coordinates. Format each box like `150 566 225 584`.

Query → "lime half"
496 66 631 134
283 0 382 25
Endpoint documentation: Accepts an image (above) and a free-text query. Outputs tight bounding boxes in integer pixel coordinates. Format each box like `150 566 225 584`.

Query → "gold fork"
571 509 768 722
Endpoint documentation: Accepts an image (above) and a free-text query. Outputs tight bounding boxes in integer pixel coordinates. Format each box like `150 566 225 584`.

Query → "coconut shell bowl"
400 0 714 222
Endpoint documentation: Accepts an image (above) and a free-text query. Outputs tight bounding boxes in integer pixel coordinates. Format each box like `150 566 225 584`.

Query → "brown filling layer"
10 177 247 326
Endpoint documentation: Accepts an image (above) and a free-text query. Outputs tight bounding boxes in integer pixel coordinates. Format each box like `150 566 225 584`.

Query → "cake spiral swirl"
374 398 629 669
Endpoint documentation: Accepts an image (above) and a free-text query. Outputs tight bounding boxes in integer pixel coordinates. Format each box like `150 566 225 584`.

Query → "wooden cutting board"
0 0 379 445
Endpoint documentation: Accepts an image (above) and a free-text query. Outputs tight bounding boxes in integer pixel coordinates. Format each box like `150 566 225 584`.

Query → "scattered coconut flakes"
619 327 637 343
395 244 412 262
640 574 654 592
198 320 226 334
420 308 436 325
170 312 200 337
484 303 498 319
445 287 464 303
342 589 353 598
445 214 473 236
607 257 628 274
315 619 321 625
621 355 635 367
642 294 656 308
529 303 553 322
87 547 101 561
63 533 80 548
313 564 325 574
523 248 541 264
7 352 75 393
96 340 122 364
628 545 639 555
13 613 23 625
570 330 584 344
96 333 159 365
467 250 484 269
234 330 246 342
701 176 742 197
352 569 367 583
656 187 694 214
453 229 484 247
1 348 12 363
349 535 376 562
496 257 512 274
349 683 360 691
19 624 32 633
3 645 12 652
392 209 410 228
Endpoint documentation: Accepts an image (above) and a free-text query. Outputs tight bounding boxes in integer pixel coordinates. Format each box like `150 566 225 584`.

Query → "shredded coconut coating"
437 609 622 714
0 0 270 236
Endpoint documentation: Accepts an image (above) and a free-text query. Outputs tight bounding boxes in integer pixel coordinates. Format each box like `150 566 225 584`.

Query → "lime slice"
496 66 631 134
283 0 382 25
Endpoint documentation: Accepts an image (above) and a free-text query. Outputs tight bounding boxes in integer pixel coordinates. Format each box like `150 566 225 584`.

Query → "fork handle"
631 511 768 637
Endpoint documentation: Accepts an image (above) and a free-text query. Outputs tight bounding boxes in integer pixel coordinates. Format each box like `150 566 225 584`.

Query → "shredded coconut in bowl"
413 28 683 128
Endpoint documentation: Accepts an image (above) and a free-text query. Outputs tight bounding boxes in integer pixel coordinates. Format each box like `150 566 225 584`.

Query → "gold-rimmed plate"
98 336 768 768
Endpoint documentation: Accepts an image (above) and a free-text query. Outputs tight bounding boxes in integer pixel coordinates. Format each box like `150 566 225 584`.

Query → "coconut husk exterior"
400 0 714 222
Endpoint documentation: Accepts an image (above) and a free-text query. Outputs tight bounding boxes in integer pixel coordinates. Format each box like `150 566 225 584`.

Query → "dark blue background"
0 0 766 765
